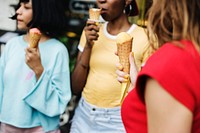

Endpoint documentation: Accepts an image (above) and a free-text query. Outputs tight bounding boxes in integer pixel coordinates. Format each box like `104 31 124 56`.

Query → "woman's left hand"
116 52 138 88
25 47 44 80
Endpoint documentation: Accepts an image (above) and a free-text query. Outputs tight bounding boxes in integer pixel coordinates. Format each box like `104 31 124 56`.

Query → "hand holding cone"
116 32 133 105
29 28 41 48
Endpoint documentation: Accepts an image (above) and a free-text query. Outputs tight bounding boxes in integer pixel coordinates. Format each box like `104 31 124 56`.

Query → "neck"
24 33 50 44
107 14 131 35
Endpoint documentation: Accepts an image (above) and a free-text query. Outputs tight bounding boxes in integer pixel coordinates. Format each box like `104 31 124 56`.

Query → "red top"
121 40 200 133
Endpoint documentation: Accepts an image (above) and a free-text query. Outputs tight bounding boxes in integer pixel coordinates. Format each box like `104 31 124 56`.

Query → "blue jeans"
70 97 125 133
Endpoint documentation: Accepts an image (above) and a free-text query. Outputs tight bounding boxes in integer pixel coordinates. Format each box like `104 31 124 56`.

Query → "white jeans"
70 97 125 133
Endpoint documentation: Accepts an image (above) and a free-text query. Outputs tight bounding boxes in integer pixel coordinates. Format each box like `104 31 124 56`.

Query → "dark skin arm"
71 20 99 95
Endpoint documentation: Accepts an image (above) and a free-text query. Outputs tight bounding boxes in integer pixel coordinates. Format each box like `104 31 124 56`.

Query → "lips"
100 8 107 14
17 18 23 23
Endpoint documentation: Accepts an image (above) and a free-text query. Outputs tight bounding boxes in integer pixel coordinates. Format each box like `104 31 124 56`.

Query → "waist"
82 89 121 107
79 97 121 114
82 78 122 107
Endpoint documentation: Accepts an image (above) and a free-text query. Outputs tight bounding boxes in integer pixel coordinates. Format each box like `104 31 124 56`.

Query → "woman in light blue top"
0 0 71 132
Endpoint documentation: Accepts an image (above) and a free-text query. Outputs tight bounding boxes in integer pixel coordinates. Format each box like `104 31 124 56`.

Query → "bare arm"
71 46 92 95
145 78 193 133
71 20 99 95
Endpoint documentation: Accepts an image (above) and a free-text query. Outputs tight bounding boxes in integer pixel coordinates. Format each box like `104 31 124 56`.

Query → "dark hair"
12 0 68 38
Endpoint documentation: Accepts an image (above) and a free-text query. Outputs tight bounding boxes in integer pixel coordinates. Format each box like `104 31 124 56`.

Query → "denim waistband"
79 97 121 115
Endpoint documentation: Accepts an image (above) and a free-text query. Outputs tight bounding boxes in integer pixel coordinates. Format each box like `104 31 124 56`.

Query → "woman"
117 0 200 132
70 0 151 132
0 0 71 132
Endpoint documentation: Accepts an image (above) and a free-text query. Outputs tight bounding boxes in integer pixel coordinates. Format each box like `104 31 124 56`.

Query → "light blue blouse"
0 36 71 132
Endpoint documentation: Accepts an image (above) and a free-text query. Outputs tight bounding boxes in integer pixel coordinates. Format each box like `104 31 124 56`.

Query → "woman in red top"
116 0 200 132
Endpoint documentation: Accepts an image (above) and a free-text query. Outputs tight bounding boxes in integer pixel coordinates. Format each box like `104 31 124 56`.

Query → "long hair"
12 0 68 39
147 0 200 49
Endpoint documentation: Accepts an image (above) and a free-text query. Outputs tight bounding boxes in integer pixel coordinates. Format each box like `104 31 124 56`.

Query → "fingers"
25 47 39 62
129 52 138 87
114 51 118 56
85 20 99 32
129 52 134 66
116 69 130 83
116 63 129 83
116 62 123 70
25 47 38 53
85 20 100 43
86 19 99 27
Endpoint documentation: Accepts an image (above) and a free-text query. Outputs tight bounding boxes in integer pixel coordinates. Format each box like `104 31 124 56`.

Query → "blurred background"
0 0 152 132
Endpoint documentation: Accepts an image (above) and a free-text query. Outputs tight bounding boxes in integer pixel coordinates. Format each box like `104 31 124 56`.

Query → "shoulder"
43 39 69 57
128 24 148 46
140 42 191 76
128 24 147 37
136 41 200 111
4 35 24 51
46 39 67 51
6 35 22 45
145 41 195 70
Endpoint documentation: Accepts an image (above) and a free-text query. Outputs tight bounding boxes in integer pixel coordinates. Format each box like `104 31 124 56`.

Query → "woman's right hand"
84 20 100 46
25 47 44 80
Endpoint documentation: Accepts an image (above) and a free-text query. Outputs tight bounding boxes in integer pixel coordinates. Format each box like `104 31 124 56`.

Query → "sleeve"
142 34 158 67
0 40 11 112
132 26 152 71
0 48 6 111
136 44 196 112
23 48 72 117
77 30 86 52
141 43 155 66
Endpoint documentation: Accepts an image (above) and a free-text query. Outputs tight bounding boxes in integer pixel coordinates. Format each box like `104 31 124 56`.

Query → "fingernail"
124 74 129 79
132 52 134 57
124 79 128 82
118 65 123 70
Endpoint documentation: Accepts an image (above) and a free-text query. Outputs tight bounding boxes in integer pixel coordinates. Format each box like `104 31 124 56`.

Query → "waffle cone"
30 33 41 48
89 8 101 21
117 38 133 73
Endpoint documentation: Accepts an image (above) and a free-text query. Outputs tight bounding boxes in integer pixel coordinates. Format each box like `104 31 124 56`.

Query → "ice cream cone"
89 8 101 21
29 28 41 48
116 32 133 105
116 32 133 73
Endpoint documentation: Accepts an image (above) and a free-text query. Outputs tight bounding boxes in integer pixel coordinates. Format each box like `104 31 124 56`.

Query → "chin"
101 15 110 21
17 25 28 31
